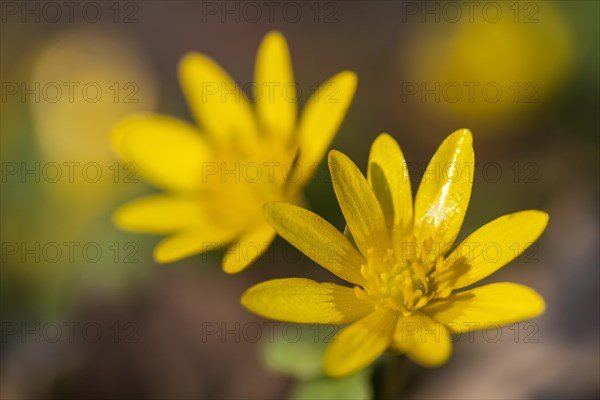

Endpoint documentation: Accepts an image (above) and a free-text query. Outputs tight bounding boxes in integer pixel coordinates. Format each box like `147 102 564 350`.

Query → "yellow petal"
113 195 205 234
295 71 357 186
222 219 276 274
328 150 391 260
442 210 549 289
413 129 474 250
264 202 367 286
393 313 452 367
368 133 413 238
241 278 373 324
255 31 296 142
112 114 210 191
423 282 545 333
178 53 258 153
324 308 397 377
154 226 239 264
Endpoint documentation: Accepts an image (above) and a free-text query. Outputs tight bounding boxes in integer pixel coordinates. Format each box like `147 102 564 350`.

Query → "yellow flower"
111 31 357 273
242 129 548 376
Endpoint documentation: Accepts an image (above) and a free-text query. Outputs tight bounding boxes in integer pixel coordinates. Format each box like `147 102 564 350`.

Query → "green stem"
372 355 410 400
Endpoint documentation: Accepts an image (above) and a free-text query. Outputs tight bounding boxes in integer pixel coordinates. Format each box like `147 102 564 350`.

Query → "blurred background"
1 1 598 399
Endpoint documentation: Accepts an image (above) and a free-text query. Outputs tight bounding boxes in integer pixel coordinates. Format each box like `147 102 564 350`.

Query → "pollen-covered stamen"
357 234 457 312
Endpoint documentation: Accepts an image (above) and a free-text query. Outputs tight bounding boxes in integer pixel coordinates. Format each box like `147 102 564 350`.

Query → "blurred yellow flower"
399 2 573 131
31 28 157 207
112 31 357 273
242 129 548 376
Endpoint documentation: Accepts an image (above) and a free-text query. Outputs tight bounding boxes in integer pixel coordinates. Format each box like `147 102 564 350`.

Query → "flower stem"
372 355 410 399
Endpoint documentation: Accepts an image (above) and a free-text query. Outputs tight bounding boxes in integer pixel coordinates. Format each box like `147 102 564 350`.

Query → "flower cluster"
112 32 548 376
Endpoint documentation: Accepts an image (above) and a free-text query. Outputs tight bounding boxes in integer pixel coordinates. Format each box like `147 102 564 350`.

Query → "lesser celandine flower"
242 129 548 376
111 31 357 273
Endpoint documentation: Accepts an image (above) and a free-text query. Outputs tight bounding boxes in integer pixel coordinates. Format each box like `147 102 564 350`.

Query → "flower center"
356 237 447 315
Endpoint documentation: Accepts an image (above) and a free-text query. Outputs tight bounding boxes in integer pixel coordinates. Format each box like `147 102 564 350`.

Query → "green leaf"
291 369 373 400
262 324 334 380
